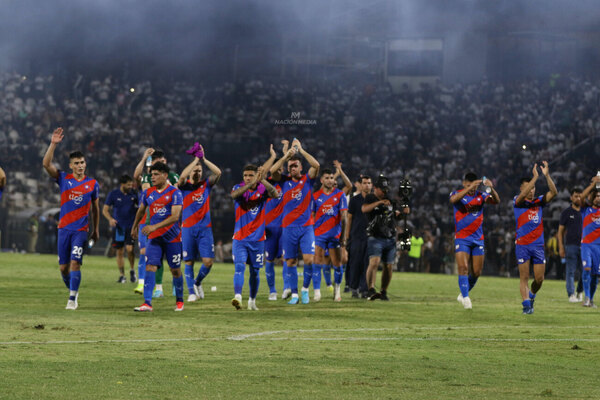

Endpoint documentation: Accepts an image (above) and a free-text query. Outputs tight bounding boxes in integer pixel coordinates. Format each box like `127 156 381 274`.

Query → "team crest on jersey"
85 185 89 190
166 195 170 201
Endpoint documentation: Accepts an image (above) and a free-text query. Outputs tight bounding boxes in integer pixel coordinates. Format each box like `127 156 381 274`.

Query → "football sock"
312 264 322 290
522 299 531 309
173 275 184 303
195 264 211 286
69 271 81 300
323 264 332 286
265 261 276 293
334 266 343 285
529 291 536 300
137 254 146 282
144 270 155 306
184 263 195 293
249 267 260 299
582 268 591 298
591 275 598 301
234 263 245 295
458 275 469 298
156 263 164 285
302 263 313 289
282 261 290 290
288 265 298 294
468 275 478 291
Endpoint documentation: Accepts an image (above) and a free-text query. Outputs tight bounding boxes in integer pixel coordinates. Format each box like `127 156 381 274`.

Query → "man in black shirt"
345 175 372 298
558 188 584 302
362 175 409 301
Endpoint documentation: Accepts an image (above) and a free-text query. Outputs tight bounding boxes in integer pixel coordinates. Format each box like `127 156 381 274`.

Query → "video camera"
397 178 412 251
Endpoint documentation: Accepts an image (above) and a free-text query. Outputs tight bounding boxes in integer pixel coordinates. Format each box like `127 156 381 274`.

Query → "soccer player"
131 162 184 312
578 176 600 307
449 172 500 310
513 162 558 314
103 175 138 283
42 127 100 310
362 175 409 301
264 141 289 300
312 165 349 301
133 148 180 297
178 143 222 302
231 164 279 310
270 138 320 305
557 188 584 302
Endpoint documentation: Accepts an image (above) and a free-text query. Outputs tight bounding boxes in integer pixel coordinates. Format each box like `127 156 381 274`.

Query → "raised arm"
178 156 200 187
261 177 279 199
292 138 320 179
42 127 64 180
515 164 539 206
333 160 352 195
483 177 501 204
270 147 295 176
134 148 154 183
449 180 481 204
204 158 222 186
580 175 600 205
540 161 558 203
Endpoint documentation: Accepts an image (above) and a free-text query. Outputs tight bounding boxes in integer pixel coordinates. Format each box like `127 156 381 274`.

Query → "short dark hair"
570 187 583 195
288 155 302 163
119 174 133 184
520 177 530 185
360 175 371 183
69 151 85 160
321 168 334 176
150 162 169 174
152 149 165 159
243 164 258 172
463 172 478 182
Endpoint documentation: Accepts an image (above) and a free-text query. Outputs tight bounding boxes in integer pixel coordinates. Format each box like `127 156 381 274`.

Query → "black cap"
374 175 389 190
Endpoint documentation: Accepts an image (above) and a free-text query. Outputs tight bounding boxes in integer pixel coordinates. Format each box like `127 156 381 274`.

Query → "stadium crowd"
1 71 600 275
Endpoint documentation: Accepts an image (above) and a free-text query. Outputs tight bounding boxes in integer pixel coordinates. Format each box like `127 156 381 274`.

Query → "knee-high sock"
302 264 313 289
69 271 81 300
458 275 469 298
323 264 332 286
234 264 245 295
184 263 195 292
312 264 322 290
334 266 343 285
61 271 70 289
591 275 598 301
288 264 298 294
173 274 184 302
583 269 591 298
249 267 260 299
468 275 478 291
156 263 164 285
143 270 155 306
137 255 146 282
282 261 290 290
195 264 211 285
265 261 276 293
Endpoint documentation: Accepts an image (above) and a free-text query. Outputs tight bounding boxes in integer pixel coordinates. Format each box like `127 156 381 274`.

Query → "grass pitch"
0 253 599 399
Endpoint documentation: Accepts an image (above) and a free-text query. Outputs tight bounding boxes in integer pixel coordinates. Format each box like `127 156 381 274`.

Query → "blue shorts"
265 225 283 261
367 236 396 264
112 225 134 249
454 239 485 256
315 235 341 250
57 229 88 265
145 237 182 269
282 226 315 260
138 224 147 250
182 226 215 261
515 244 546 265
232 240 265 269
581 244 600 274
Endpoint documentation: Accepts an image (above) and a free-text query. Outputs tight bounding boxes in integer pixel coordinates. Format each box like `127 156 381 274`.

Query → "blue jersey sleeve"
173 189 183 206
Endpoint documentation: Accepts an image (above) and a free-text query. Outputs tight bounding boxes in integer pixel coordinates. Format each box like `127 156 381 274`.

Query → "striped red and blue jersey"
143 185 183 241
265 176 289 228
450 190 490 242
312 188 348 238
180 178 212 228
55 171 99 231
232 182 268 241
581 206 600 245
513 194 545 246
282 173 315 228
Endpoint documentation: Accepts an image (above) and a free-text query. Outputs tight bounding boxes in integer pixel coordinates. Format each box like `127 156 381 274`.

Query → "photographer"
362 175 409 301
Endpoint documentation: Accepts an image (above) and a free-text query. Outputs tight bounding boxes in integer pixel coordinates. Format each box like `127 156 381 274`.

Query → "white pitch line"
0 338 211 346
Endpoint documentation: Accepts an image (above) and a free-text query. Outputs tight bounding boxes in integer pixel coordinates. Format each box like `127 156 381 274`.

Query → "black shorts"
112 226 134 249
